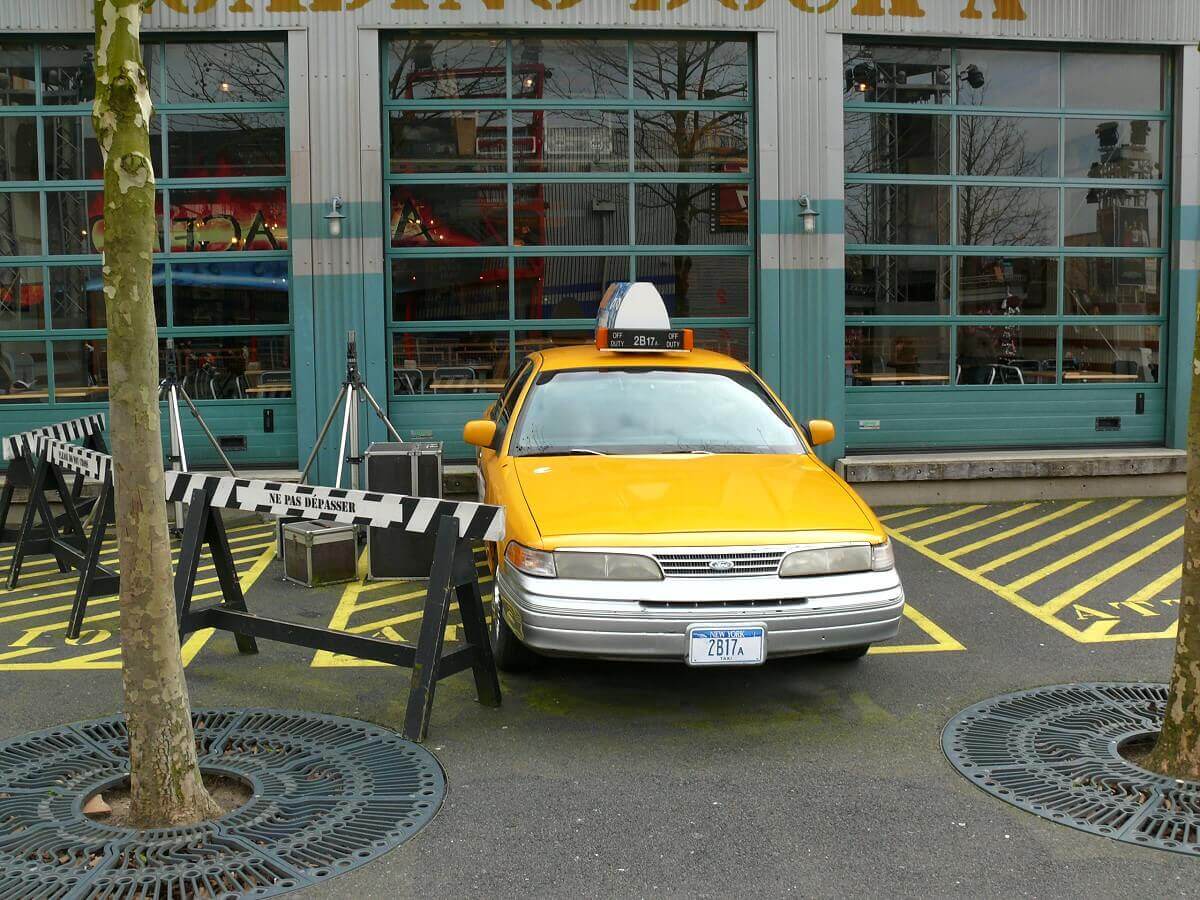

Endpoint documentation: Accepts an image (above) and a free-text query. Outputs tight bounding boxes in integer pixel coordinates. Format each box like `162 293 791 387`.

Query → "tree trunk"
94 0 220 827
1146 279 1200 779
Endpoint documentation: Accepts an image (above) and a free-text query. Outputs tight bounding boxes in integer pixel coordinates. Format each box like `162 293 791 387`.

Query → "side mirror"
807 419 835 447
463 419 498 449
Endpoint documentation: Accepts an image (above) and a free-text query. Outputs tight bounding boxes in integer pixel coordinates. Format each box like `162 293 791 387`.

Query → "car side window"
492 360 534 437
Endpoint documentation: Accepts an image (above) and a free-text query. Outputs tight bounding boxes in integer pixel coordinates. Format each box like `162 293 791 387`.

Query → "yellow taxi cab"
464 282 903 671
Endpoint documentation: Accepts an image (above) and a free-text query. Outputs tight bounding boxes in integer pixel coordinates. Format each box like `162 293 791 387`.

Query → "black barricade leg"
455 576 502 709
7 456 52 589
0 478 14 541
403 516 460 742
174 495 211 640
66 478 114 641
204 507 258 654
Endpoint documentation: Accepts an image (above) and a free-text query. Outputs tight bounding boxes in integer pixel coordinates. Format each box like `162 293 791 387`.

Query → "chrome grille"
653 550 785 578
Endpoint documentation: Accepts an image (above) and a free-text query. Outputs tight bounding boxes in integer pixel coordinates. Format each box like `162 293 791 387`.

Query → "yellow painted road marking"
891 505 986 534
1119 564 1183 610
922 503 1039 547
878 507 930 523
973 499 1142 575
869 603 965 654
943 501 1091 561
0 521 269 568
1006 499 1183 591
1040 526 1184 616
181 542 278 666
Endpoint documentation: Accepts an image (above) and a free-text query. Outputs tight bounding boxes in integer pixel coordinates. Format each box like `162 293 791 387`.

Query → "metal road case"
365 441 443 580
282 520 358 587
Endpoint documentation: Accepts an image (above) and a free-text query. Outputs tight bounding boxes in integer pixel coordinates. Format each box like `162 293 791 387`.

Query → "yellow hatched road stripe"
974 499 1142 575
878 507 930 523
1119 563 1183 610
1005 499 1183 592
890 505 986 534
943 501 1091 561
922 503 1040 547
869 603 965 654
1039 526 1184 616
0 521 270 567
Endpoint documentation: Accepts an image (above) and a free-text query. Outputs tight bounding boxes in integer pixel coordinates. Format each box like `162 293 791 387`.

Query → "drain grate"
0 708 445 899
943 682 1200 856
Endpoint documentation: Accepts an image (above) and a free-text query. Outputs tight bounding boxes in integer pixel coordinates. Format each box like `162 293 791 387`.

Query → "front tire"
823 643 870 661
491 595 539 672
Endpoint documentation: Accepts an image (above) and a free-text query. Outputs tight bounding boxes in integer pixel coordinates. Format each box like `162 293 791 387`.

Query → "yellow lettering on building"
851 0 925 16
962 0 1025 19
265 0 307 10
789 0 838 12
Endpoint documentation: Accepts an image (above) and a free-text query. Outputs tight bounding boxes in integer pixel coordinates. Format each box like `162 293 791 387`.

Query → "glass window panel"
514 330 594 357
0 117 37 181
1063 324 1159 383
515 182 629 247
389 109 506 174
1064 119 1164 181
52 338 108 402
392 257 509 322
50 265 164 329
392 330 511 395
845 184 951 246
164 41 286 105
692 327 751 364
166 335 291 400
0 267 43 330
390 183 507 249
515 110 628 173
0 45 35 107
956 48 1058 108
635 183 748 246
844 112 950 175
1065 256 1161 316
167 112 285 178
634 110 748 174
516 256 630 320
386 37 507 101
0 340 47 399
631 39 749 102
1064 53 1164 111
0 192 43 256
958 116 1058 178
958 186 1058 246
636 255 749 318
50 190 165 255
45 115 161 182
843 44 951 106
172 261 287 326
844 325 951 386
958 256 1057 316
847 255 951 316
41 41 108 106
1065 188 1162 249
956 325 1057 384
169 188 288 253
513 38 627 100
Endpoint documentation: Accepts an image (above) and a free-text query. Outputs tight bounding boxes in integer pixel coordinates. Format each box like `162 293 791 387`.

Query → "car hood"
512 454 876 545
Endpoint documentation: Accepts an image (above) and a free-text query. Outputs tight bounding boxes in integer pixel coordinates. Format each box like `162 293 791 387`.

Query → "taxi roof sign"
595 281 693 353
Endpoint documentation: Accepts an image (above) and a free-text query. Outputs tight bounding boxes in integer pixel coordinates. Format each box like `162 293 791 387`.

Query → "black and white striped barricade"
6 438 118 639
167 472 506 742
0 413 107 545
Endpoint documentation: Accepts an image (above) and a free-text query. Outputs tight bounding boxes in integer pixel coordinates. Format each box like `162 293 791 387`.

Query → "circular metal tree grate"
943 682 1200 856
0 708 445 898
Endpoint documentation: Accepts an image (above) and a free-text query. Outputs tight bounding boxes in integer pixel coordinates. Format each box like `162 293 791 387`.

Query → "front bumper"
495 565 904 661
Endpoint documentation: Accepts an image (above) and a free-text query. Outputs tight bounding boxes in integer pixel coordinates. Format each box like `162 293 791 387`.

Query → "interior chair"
394 367 425 395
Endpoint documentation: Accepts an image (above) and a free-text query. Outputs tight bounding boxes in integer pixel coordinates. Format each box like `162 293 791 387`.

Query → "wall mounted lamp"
797 195 820 235
325 195 346 238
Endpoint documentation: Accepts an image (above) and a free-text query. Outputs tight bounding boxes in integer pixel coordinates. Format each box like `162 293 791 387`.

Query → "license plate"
686 624 765 666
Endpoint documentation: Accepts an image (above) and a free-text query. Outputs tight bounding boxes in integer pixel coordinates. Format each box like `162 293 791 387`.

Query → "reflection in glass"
958 116 1057 178
513 39 627 99
165 335 292 401
844 326 951 386
846 255 950 316
1064 119 1163 180
693 327 751 364
50 265 165 329
0 192 43 256
386 38 507 100
49 190 165 255
1065 188 1161 248
638 255 749 318
0 118 36 181
0 45 35 106
516 257 629 320
635 183 748 246
958 257 1057 316
52 339 107 402
0 267 43 330
634 110 748 173
392 257 509 322
842 44 950 105
170 188 288 253
956 326 1057 384
845 184 951 246
173 261 288 326
45 115 161 181
390 109 506 174
958 186 1057 246
515 183 629 246
632 39 749 101
392 331 511 396
165 41 285 104
515 110 627 173
0 340 46 398
844 112 950 175
1063 324 1158 382
516 330 593 356
1065 256 1160 316
1064 53 1163 111
41 42 102 106
956 49 1058 108
168 113 285 178
390 184 507 248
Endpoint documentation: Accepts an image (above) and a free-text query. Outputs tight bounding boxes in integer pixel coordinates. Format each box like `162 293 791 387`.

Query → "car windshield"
509 367 806 456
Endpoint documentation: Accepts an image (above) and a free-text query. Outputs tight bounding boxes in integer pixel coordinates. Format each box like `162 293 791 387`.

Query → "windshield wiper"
519 447 609 457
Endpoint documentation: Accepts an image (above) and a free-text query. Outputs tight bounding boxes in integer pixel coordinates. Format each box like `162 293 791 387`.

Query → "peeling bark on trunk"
94 0 220 827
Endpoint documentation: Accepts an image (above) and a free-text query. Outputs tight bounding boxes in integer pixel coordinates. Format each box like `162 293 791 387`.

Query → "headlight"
555 552 663 581
779 545 872 577
871 539 895 571
505 542 556 578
